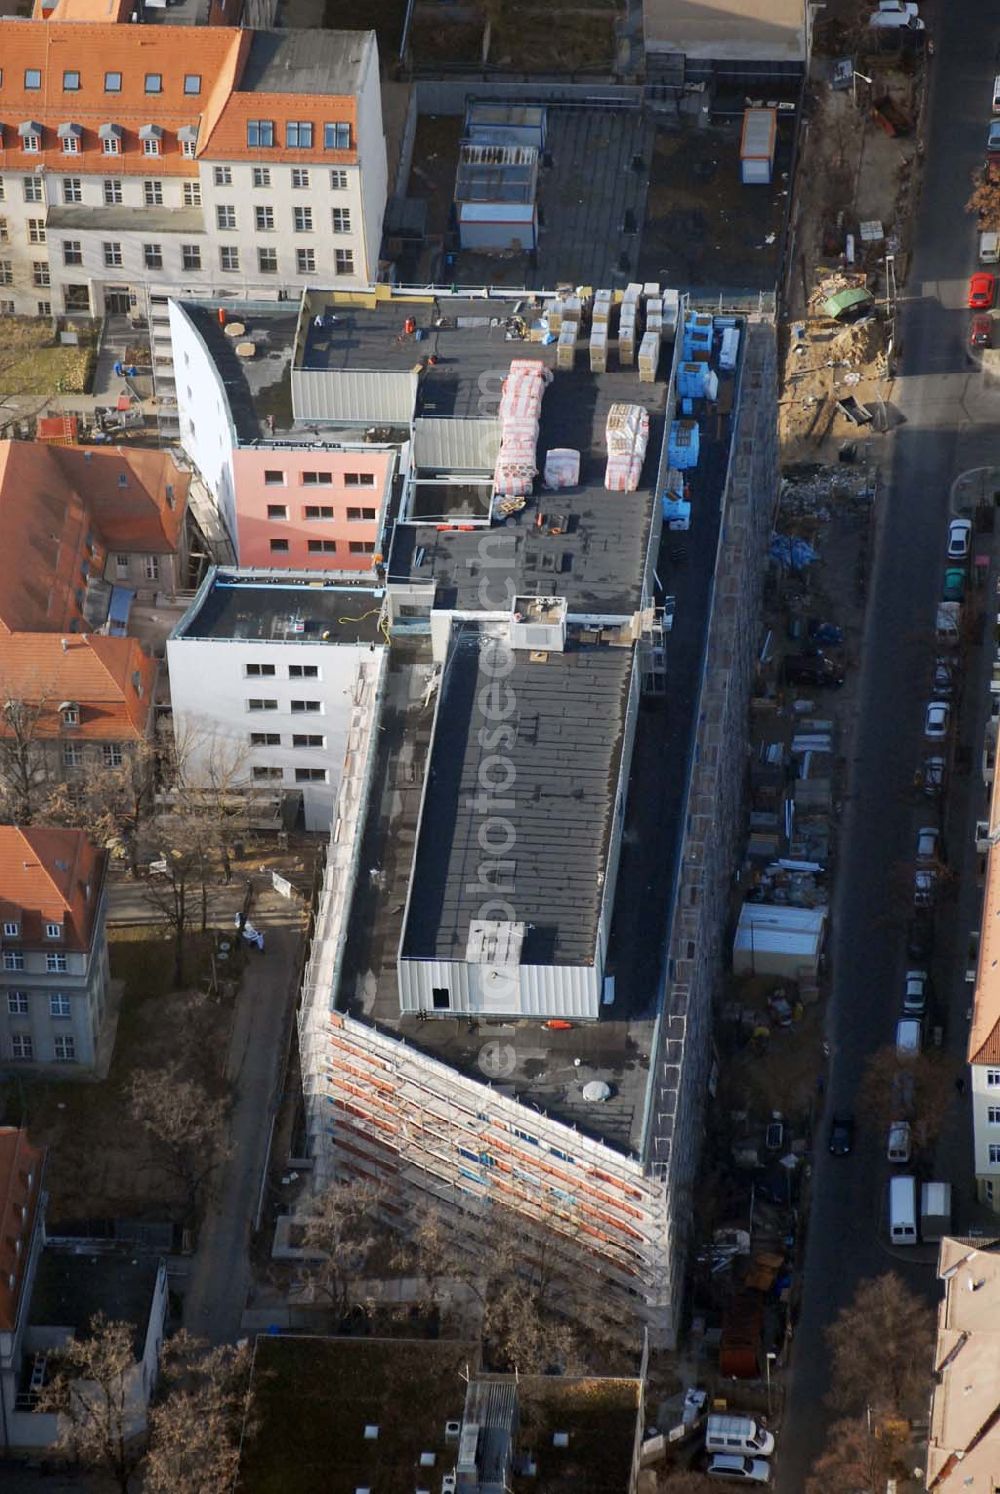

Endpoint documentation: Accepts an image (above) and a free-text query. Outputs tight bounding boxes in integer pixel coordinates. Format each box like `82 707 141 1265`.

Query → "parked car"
896 1016 924 1056
903 969 930 1017
707 1455 772 1484
932 657 955 697
892 1068 917 1117
971 315 993 348
916 826 941 863
828 1113 855 1156
994 73 1000 111
914 867 937 907
924 700 951 739
784 654 845 688
887 1120 912 1163
969 272 997 309
989 120 1000 154
907 915 934 961
948 518 973 560
920 755 947 797
869 0 923 26
943 567 966 602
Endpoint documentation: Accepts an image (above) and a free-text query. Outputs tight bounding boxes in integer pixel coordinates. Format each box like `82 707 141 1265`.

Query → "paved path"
182 884 304 1344
777 7 1000 1486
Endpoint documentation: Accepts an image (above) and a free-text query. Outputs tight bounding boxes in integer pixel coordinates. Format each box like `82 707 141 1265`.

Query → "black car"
907 915 934 962
828 1113 854 1156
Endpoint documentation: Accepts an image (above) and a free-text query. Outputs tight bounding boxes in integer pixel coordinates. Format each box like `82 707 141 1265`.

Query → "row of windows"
249 732 326 747
3 952 68 972
246 120 351 151
252 766 328 783
218 165 349 190
264 471 375 490
245 663 320 679
2 919 61 940
16 66 202 96
268 538 374 555
1 169 349 205
9 1033 76 1061
8 990 74 1016
10 127 191 161
36 242 354 277
63 742 123 768
266 503 376 521
214 204 351 234
0 297 43 316
247 698 323 713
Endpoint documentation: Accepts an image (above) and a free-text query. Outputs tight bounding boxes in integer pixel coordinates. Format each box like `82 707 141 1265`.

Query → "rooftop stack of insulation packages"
604 403 650 492
493 359 553 498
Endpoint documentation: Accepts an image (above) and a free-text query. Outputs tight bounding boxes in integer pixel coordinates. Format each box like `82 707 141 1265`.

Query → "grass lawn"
0 318 98 397
7 926 237 1228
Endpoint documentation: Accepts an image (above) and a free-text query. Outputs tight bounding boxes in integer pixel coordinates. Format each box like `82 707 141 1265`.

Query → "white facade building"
0 23 386 320
167 568 386 832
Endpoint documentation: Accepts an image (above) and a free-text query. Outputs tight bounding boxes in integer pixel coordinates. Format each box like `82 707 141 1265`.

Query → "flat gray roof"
30 1248 159 1358
402 625 633 966
412 416 500 473
173 570 384 645
239 30 374 96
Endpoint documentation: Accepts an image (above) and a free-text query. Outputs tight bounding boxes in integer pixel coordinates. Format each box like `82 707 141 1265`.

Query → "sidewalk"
181 883 304 1344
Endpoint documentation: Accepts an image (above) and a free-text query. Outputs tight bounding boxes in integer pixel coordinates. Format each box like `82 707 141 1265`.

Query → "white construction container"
740 107 777 184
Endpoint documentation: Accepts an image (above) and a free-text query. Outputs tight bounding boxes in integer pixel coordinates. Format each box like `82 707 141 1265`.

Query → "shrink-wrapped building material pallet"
604 402 649 492
638 331 660 383
556 322 578 370
544 448 581 489
668 418 700 471
493 359 552 498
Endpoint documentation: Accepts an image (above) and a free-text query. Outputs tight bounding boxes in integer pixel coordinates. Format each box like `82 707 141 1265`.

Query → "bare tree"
138 811 219 982
825 1272 934 1414
45 736 160 876
145 1333 254 1494
126 1064 230 1222
298 1177 385 1321
858 1044 957 1155
0 695 50 823
36 1313 144 1494
806 1414 905 1494
968 168 1000 231
171 723 259 886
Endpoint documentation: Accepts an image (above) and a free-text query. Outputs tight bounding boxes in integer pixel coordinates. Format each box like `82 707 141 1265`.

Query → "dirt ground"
12 928 237 1229
638 122 790 292
779 66 924 462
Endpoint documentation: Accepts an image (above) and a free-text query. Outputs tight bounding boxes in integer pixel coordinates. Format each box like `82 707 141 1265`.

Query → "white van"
705 1415 775 1458
707 1455 771 1484
895 1017 922 1057
889 1175 917 1245
887 1121 911 1164
981 230 1000 264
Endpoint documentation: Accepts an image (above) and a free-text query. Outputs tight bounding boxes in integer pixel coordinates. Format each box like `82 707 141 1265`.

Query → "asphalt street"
777 11 1000 1487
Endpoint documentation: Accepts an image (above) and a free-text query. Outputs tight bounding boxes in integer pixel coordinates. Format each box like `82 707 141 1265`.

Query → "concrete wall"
166 633 383 831
971 1064 1000 1206
233 445 393 571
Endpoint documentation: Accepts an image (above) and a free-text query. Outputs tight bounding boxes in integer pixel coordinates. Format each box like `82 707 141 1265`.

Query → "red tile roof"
0 633 156 740
0 825 107 952
50 445 189 554
0 21 242 176
0 1128 45 1334
0 20 366 172
0 442 187 635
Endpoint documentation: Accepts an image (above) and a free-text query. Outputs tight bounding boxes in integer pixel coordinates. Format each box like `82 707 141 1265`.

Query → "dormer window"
59 702 79 728
3 921 20 938
99 123 122 156
139 124 162 158
58 123 82 156
45 922 62 940
18 123 42 154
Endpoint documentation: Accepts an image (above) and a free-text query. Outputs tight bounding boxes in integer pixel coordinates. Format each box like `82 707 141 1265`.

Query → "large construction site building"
181 281 778 1347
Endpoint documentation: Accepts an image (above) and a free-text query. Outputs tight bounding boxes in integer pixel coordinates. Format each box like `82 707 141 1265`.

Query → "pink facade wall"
233 447 393 571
